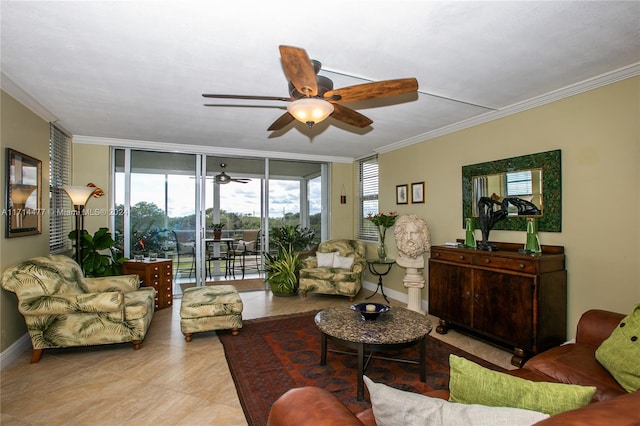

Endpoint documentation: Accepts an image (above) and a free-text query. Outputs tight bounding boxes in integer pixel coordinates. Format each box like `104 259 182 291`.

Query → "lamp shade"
287 98 334 127
62 185 96 207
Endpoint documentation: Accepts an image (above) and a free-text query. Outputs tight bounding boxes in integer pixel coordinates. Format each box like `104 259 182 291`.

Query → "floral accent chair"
1 255 155 363
299 239 367 301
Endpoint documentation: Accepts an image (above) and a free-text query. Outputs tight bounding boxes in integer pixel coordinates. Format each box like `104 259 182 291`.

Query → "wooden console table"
428 242 566 366
123 258 173 310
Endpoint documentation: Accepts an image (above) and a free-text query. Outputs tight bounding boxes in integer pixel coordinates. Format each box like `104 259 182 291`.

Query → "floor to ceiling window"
113 149 326 293
114 150 198 288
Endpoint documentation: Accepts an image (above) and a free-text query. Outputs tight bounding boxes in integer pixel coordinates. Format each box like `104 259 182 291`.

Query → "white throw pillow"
316 251 336 267
333 254 355 269
363 376 549 426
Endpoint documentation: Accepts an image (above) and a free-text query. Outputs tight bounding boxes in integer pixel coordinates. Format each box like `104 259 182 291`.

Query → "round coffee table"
314 305 433 400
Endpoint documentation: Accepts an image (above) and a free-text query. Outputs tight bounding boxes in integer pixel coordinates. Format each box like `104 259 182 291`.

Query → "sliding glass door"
114 150 199 293
202 157 264 280
113 149 326 295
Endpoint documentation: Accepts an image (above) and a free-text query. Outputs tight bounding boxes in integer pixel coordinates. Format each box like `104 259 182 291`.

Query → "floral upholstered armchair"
1 255 155 363
299 239 367 301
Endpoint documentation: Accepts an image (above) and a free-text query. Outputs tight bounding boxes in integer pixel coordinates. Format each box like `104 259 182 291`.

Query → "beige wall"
0 91 51 352
368 77 640 336
329 162 354 239
72 143 111 232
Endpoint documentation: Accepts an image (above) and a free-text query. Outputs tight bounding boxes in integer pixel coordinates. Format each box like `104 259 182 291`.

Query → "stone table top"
314 305 433 345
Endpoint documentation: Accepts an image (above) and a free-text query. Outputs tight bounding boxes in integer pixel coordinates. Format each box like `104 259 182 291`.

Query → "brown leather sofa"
267 309 640 426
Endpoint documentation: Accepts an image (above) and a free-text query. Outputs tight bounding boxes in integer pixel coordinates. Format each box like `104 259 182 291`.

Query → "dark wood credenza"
123 259 173 310
428 242 567 366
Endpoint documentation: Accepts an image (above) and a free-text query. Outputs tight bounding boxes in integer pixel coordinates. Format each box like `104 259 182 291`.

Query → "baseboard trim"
0 333 30 370
362 280 429 313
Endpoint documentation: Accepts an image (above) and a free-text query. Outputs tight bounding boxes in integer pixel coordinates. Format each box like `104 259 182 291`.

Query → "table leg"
357 343 365 401
320 334 327 366
419 335 426 382
379 276 390 303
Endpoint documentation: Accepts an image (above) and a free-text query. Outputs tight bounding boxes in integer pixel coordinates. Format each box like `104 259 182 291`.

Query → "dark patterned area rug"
219 310 504 426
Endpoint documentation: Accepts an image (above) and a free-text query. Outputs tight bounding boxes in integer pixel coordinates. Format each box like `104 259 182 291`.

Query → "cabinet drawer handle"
465 291 471 299
484 259 490 264
459 255 465 260
474 293 480 302
435 252 440 257
519 264 525 269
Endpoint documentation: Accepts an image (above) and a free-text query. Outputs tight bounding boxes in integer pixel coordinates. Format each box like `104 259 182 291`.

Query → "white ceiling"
1 1 639 162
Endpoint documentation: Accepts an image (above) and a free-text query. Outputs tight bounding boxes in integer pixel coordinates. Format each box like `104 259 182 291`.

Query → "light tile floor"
1 287 514 425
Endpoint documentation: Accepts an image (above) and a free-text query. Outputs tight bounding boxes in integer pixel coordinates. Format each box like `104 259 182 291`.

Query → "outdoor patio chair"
229 229 261 279
171 230 195 280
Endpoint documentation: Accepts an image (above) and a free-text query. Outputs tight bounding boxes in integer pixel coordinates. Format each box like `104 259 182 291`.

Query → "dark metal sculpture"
477 197 541 251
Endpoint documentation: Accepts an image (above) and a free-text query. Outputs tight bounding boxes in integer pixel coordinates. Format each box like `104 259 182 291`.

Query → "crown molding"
376 63 640 154
0 72 58 123
73 135 355 164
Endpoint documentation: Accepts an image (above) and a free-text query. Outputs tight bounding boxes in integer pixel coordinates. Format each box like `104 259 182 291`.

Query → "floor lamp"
62 185 96 269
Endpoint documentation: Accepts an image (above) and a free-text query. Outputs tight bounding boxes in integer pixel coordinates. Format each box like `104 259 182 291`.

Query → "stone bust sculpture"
394 214 431 269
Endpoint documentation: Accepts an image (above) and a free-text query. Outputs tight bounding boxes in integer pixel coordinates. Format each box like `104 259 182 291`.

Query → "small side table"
366 259 395 303
123 258 173 310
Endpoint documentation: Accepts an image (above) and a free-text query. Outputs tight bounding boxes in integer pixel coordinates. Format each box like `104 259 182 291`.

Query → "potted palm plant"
265 225 315 296
69 227 126 277
264 242 300 296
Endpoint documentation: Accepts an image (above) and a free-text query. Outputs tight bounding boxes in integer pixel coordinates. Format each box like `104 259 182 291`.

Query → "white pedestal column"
402 267 425 315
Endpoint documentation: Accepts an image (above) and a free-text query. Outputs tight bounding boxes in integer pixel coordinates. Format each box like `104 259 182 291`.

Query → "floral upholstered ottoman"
180 285 243 341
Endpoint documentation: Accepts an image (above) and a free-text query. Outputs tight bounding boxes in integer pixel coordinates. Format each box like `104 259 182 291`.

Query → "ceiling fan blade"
203 94 291 102
279 45 318 97
324 78 418 103
231 178 251 184
267 112 295 131
330 104 373 128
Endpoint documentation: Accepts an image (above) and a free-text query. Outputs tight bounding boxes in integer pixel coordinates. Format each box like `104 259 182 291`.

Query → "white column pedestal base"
403 267 425 315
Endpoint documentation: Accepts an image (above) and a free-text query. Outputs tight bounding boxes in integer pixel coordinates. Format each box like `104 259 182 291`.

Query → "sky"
116 173 322 219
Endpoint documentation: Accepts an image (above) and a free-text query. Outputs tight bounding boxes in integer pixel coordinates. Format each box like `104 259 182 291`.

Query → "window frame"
355 155 379 241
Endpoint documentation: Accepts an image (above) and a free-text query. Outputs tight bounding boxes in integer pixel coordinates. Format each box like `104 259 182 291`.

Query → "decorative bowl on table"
350 303 390 321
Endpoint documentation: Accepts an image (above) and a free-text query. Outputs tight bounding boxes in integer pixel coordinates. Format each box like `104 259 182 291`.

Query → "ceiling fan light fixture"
287 98 334 127
215 174 231 184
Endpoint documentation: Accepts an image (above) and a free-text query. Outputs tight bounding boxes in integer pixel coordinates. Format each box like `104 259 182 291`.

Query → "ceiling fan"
203 45 419 131
214 163 251 184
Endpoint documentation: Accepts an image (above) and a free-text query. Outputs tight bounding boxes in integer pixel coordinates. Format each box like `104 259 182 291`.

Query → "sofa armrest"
19 292 124 315
300 257 318 269
267 387 364 426
84 275 140 293
352 259 366 274
575 309 624 347
534 390 640 425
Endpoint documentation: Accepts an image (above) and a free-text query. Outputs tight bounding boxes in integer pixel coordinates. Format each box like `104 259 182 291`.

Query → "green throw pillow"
448 355 596 416
595 303 640 392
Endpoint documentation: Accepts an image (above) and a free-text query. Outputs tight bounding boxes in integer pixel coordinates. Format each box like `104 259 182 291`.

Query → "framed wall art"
5 148 42 238
411 182 425 204
396 184 408 205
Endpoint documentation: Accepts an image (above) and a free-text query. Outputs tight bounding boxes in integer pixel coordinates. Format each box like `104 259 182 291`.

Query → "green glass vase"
525 217 541 253
377 227 387 259
464 217 476 248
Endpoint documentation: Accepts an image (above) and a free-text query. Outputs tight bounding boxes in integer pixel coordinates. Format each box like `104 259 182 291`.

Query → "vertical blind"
49 124 72 253
355 155 379 241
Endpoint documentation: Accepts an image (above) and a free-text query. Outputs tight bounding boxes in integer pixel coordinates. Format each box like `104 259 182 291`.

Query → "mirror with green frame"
462 150 561 232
